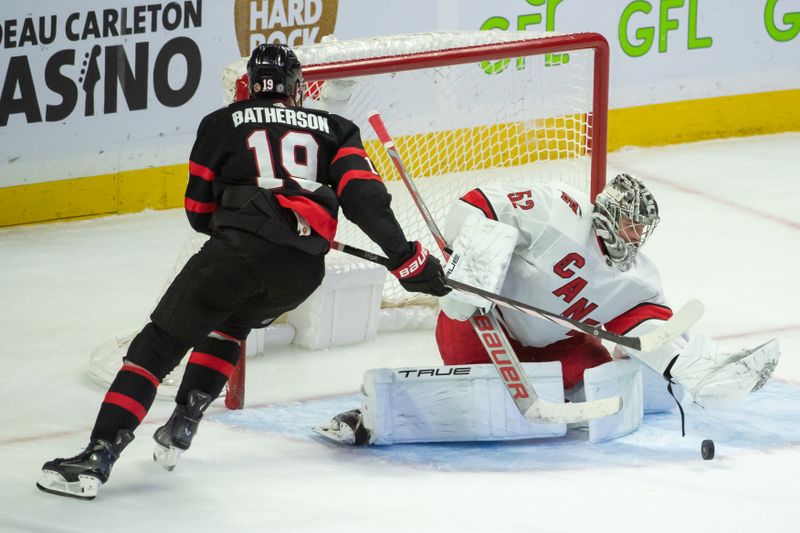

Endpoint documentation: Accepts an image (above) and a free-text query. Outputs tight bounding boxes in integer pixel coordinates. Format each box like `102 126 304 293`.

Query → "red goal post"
303 32 609 197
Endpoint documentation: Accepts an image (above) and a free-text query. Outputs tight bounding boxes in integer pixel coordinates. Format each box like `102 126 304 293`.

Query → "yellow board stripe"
363 114 588 180
2 88 799 228
0 164 188 227
608 88 800 150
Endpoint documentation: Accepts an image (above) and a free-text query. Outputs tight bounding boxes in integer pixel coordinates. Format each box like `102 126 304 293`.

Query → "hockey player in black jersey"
37 43 449 500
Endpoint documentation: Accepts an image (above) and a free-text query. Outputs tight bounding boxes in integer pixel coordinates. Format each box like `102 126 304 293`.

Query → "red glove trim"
391 241 429 280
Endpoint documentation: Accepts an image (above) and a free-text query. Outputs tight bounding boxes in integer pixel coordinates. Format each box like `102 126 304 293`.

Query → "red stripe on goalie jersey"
459 189 498 220
188 351 236 378
275 193 338 242
604 303 673 335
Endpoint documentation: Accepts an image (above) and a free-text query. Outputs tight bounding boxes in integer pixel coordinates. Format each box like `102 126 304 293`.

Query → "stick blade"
638 299 705 353
525 396 623 424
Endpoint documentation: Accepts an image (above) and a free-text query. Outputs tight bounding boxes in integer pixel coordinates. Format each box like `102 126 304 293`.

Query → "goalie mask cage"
225 31 609 308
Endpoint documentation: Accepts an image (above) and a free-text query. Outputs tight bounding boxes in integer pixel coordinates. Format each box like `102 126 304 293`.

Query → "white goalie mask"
592 174 660 271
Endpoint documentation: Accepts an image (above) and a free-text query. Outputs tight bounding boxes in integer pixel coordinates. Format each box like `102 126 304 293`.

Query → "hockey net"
223 30 609 308
88 31 609 407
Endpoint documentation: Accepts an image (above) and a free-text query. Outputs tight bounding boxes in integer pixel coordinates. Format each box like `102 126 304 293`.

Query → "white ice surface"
1 133 800 532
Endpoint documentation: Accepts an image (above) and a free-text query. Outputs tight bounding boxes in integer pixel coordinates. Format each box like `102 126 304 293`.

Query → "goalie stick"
361 111 626 424
446 279 704 353
331 241 704 353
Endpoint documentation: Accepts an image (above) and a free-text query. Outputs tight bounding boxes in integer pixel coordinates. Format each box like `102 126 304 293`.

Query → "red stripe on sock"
103 392 147 422
188 351 235 378
211 330 243 345
120 363 161 388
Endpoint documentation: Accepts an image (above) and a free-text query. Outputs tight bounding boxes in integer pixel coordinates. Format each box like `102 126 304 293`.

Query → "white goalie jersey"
443 181 673 345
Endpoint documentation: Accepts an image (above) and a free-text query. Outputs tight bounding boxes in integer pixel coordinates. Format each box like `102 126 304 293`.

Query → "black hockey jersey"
185 98 410 261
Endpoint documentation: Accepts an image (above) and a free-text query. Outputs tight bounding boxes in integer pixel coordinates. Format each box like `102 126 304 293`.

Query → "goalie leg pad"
583 360 643 443
641 362 685 413
360 363 567 445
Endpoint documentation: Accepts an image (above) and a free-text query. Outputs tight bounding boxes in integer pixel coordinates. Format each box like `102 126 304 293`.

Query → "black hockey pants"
126 228 325 377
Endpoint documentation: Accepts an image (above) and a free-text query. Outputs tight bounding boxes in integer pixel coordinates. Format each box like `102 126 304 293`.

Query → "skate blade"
312 425 355 445
153 443 183 471
36 470 100 500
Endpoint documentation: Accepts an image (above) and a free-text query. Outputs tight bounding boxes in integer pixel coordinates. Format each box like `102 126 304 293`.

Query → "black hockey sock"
175 331 242 406
91 362 160 442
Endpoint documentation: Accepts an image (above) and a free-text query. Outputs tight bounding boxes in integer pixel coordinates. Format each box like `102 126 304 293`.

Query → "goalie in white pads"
317 174 779 445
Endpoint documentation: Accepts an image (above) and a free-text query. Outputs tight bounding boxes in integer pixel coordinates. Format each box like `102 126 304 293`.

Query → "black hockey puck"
701 439 715 460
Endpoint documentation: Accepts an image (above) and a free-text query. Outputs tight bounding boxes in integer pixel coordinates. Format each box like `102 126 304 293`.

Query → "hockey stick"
445 279 704 353
331 242 703 357
363 111 622 424
367 111 450 253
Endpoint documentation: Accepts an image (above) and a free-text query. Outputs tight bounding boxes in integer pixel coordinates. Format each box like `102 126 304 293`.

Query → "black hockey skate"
312 409 370 445
153 389 213 471
36 429 134 500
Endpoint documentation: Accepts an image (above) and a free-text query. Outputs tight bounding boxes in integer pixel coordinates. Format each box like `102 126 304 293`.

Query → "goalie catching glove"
390 241 450 297
616 322 780 409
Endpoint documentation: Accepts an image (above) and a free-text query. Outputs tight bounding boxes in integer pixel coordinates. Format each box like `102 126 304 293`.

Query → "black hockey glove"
390 241 451 297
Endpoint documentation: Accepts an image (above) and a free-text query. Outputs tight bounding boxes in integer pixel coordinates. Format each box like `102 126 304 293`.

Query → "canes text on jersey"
231 106 330 133
553 252 601 328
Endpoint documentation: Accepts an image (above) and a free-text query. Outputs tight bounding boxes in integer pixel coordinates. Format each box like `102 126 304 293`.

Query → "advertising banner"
1 0 798 223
